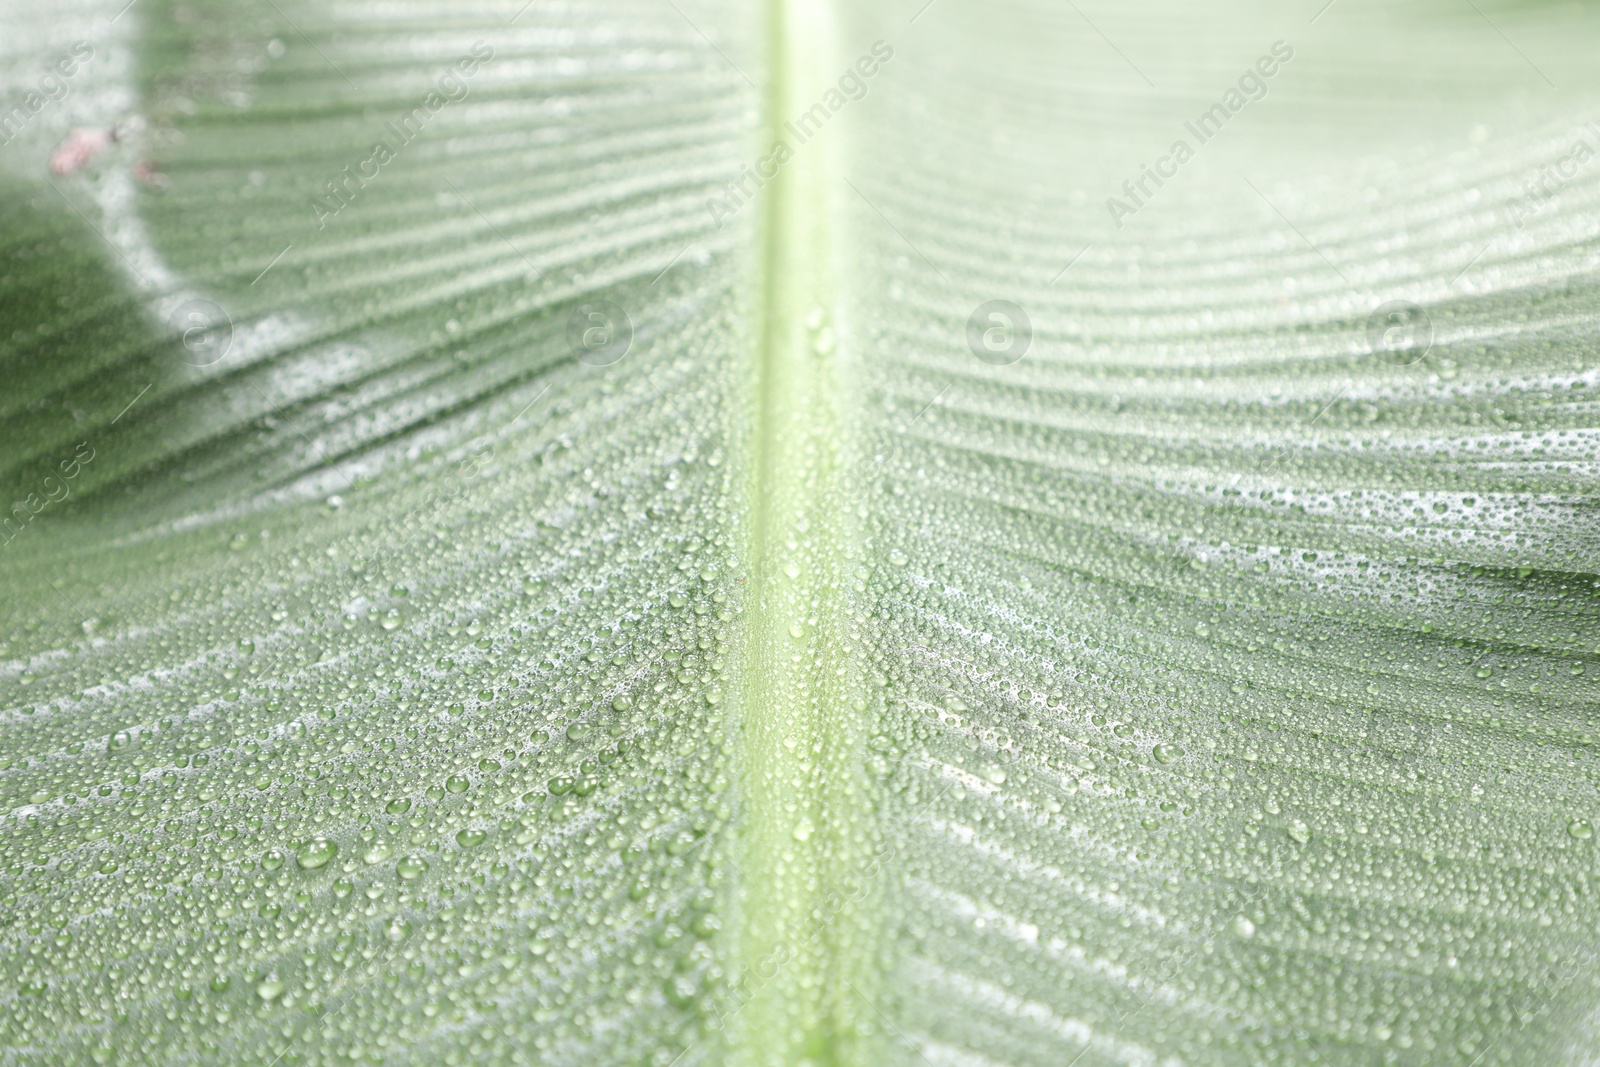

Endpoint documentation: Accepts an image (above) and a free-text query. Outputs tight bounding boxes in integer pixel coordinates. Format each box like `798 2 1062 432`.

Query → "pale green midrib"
733 0 876 1063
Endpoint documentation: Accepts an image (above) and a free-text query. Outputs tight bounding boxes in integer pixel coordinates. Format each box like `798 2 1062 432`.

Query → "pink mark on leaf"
49 127 117 177
132 159 168 187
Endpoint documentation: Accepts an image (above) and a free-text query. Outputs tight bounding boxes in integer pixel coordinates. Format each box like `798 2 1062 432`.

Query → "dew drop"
396 855 430 881
295 837 337 870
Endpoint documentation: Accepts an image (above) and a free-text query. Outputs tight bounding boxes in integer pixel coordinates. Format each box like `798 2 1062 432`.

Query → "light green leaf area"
2 0 1600 1063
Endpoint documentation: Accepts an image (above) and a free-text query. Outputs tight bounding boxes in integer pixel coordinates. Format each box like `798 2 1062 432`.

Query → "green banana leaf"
2 0 1599 1063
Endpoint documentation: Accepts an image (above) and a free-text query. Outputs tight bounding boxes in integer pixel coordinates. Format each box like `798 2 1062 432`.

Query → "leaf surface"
2 1 1600 1065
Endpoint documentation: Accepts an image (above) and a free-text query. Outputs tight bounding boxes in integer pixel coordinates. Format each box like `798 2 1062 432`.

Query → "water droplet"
445 774 470 794
295 837 337 870
396 855 430 881
1569 819 1593 840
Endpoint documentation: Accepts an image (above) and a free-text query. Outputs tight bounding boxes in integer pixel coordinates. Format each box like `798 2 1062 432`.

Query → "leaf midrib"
732 0 879 1062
